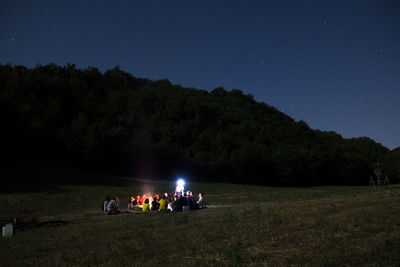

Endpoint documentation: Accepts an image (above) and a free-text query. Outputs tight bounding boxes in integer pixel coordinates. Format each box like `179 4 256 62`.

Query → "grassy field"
1 176 400 266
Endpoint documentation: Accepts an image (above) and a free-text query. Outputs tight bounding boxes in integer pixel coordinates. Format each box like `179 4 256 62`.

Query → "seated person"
136 195 141 205
167 195 178 211
107 196 120 214
188 191 196 209
182 193 190 212
197 192 205 208
151 196 160 211
102 196 112 212
174 194 183 212
142 198 150 211
127 196 137 210
164 192 171 203
159 195 167 210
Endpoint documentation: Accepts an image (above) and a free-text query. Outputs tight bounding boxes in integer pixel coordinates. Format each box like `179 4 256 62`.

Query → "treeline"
1 63 399 186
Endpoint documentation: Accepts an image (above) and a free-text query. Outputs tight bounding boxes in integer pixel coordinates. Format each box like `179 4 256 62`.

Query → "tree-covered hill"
1 63 398 186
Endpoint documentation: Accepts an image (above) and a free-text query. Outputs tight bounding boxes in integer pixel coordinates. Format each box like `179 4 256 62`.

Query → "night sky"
1 1 399 149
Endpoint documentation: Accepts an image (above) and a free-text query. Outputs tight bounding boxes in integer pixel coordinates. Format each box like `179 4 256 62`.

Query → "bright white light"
177 179 185 187
175 178 185 195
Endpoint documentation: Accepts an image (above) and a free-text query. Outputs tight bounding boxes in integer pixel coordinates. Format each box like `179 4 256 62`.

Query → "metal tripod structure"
369 161 391 189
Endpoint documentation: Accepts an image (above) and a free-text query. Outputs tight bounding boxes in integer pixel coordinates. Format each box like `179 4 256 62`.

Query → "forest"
1 63 399 188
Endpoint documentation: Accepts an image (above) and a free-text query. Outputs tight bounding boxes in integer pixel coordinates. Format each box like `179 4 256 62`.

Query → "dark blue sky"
1 0 399 149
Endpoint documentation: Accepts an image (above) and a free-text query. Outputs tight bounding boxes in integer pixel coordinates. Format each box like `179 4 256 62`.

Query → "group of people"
102 191 205 215
168 191 205 212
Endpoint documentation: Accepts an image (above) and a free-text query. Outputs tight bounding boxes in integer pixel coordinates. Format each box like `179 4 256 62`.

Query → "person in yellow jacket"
159 195 167 210
142 198 150 211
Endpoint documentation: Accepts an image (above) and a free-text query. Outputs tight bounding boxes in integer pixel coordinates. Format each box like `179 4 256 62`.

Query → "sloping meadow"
1 181 400 266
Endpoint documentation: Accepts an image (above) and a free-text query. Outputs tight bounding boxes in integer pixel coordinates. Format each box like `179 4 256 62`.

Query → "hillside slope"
0 63 398 186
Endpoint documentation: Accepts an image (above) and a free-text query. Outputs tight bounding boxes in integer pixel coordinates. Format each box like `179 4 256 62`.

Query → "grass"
1 176 400 266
